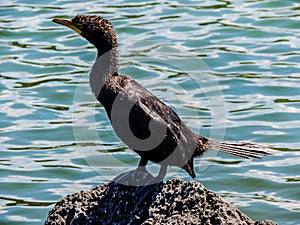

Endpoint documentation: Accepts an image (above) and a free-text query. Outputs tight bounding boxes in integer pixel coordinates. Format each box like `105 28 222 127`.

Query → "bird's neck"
89 48 119 98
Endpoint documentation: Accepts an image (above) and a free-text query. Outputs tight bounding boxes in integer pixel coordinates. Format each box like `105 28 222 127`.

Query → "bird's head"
53 14 117 56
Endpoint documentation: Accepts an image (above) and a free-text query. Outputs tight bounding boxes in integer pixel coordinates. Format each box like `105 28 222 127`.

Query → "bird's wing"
127 79 182 134
127 80 197 169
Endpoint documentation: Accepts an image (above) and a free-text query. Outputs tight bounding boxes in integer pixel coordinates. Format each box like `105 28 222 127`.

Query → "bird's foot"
111 168 164 209
112 168 161 186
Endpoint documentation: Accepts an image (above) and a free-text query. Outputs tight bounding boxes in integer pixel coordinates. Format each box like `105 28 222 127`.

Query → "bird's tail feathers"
206 140 271 159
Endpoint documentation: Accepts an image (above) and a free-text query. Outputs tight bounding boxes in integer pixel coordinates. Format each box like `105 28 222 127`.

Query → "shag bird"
53 15 271 180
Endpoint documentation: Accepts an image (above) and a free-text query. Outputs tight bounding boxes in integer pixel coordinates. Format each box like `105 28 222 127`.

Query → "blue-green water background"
1 0 300 224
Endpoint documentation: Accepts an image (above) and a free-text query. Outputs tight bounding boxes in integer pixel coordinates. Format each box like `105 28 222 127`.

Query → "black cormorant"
53 15 270 180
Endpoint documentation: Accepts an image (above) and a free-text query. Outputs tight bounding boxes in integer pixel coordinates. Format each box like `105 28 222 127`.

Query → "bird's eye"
77 24 83 29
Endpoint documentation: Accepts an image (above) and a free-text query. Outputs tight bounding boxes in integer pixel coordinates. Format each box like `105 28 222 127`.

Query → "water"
1 0 300 224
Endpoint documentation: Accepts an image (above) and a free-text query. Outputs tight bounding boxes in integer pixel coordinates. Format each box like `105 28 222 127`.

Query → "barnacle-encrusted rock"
45 177 277 225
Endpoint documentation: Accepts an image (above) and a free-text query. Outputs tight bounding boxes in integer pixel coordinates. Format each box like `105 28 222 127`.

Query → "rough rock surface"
45 177 277 225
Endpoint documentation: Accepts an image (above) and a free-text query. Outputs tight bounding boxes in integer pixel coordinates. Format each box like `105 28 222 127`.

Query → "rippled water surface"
1 0 300 224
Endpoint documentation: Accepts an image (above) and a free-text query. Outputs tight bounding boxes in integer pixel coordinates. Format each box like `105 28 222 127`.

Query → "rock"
45 177 277 225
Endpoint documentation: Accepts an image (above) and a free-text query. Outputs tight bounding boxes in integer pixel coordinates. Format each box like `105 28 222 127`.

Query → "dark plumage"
53 15 271 179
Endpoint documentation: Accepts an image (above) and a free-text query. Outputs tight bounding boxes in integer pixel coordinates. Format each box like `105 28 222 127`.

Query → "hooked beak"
52 18 82 34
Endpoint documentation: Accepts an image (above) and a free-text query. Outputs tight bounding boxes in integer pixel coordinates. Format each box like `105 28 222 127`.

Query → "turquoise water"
1 0 300 224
